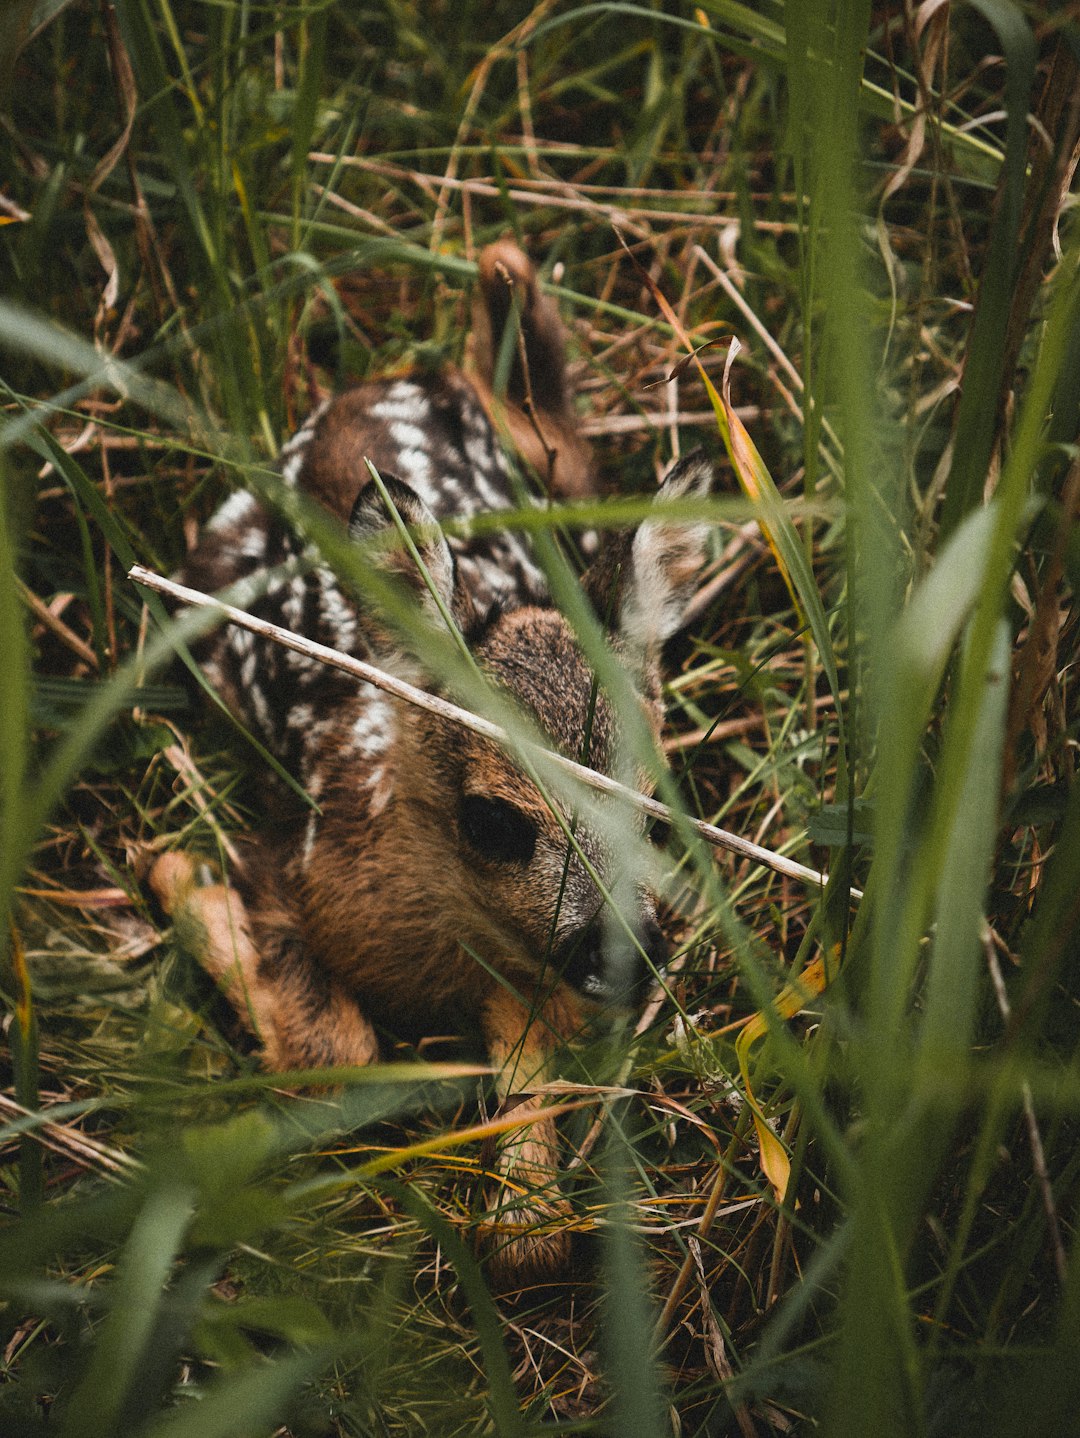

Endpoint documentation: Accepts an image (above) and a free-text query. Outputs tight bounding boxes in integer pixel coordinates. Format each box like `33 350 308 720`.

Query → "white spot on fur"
371 382 429 428
316 569 356 649
288 650 323 680
232 627 253 657
302 810 319 868
236 529 268 560
387 421 429 452
281 572 308 628
349 690 393 761
279 400 329 488
280 444 307 490
247 678 272 736
393 446 434 490
207 489 259 533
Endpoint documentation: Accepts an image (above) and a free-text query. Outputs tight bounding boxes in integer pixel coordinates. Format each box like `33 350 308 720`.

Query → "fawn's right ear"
583 450 717 676
347 472 456 623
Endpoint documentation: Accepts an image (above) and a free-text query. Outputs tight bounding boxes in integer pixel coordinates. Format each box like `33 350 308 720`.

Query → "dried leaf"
735 946 841 1202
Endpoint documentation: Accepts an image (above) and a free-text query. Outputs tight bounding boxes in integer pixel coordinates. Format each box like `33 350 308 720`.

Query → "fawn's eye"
459 795 537 865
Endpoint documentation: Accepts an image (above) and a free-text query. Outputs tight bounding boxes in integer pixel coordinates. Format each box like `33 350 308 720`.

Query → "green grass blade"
291 5 329 233
0 459 42 1210
0 459 30 949
114 0 225 292
868 503 998 1029
146 1348 334 1438
918 620 1010 1065
603 1125 667 1438
60 1183 195 1438
939 0 1037 537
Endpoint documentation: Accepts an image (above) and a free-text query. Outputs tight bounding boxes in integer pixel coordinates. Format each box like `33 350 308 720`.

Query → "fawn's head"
337 454 716 1009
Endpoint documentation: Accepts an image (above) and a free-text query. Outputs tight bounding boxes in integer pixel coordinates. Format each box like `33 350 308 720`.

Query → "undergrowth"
2 2 1080 1434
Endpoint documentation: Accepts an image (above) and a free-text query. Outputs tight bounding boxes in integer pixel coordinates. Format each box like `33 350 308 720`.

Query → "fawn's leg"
479 984 582 1283
149 852 379 1070
468 239 596 501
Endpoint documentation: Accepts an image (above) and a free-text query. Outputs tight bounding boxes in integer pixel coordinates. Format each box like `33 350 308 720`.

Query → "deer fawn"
150 241 716 1281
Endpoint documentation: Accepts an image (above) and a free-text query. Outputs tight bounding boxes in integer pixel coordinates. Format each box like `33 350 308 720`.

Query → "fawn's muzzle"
554 914 668 1005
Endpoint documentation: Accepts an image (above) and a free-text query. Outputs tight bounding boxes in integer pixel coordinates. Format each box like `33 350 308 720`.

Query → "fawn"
150 241 716 1281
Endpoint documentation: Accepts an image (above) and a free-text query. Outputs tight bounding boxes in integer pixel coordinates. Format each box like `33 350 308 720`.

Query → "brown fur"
465 238 596 500
152 242 716 1285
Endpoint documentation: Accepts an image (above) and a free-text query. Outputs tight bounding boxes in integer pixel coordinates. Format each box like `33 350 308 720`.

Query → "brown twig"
18 579 99 670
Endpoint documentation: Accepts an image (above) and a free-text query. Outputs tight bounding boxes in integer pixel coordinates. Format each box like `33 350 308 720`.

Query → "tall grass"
2 1 1079 1434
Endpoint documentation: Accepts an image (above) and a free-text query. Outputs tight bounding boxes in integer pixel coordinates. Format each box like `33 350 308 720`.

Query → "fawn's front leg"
149 851 379 1070
479 985 582 1284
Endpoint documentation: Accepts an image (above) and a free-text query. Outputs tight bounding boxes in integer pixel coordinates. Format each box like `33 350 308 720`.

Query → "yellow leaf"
743 1077 791 1203
735 945 842 1202
720 338 804 621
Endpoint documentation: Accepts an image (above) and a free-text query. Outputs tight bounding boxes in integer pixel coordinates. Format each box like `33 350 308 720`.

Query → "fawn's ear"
585 451 717 670
347 473 456 621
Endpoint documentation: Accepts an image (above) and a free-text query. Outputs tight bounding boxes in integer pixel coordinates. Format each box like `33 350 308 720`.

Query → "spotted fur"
151 242 717 1282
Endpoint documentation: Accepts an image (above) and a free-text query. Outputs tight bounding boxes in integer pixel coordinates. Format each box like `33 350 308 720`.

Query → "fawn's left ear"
347 472 456 623
586 451 717 669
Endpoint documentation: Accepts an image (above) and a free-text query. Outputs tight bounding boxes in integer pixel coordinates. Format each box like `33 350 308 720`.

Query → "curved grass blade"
939 0 1037 537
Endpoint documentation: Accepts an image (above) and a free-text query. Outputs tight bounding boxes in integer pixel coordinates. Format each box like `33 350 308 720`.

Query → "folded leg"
479 985 582 1283
149 851 379 1070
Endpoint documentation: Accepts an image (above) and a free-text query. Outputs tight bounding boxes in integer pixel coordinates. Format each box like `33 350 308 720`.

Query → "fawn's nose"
554 915 667 1005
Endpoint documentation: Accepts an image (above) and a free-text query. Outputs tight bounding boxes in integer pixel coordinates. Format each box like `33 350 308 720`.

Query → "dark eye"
459 795 537 865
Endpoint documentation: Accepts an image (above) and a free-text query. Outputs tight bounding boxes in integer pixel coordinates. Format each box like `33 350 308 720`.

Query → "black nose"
554 916 668 1005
